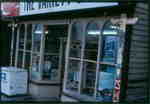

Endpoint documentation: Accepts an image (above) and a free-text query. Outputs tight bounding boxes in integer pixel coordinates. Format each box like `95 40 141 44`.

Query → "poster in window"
98 71 115 91
101 36 119 63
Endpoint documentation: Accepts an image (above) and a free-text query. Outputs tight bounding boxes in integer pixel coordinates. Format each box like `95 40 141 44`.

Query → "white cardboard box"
1 67 28 96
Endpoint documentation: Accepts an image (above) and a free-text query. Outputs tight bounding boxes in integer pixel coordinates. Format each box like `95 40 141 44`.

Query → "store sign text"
20 2 118 16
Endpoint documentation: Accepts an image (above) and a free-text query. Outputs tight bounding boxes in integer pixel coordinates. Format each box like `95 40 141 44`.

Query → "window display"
81 62 96 96
64 19 123 102
66 60 80 91
31 24 43 80
96 21 121 102
81 22 100 96
41 25 67 81
66 22 83 91
101 36 119 63
11 23 67 82
96 66 116 101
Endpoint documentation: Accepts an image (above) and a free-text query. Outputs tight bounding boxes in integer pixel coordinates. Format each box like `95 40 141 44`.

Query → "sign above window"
20 2 118 16
1 2 19 16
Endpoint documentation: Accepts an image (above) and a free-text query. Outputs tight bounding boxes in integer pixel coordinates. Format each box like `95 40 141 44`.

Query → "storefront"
1 2 149 102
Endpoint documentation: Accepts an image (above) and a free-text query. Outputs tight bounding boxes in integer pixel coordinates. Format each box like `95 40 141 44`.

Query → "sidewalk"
0 94 59 101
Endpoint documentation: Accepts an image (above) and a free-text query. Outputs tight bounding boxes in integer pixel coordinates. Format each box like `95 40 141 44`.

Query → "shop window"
42 25 64 81
96 21 121 102
66 22 83 91
24 24 32 69
31 24 44 80
10 23 67 82
10 24 32 69
81 22 99 96
17 24 25 68
64 19 123 102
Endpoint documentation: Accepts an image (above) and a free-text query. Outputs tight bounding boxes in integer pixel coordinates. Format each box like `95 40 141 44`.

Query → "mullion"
63 21 72 91
10 24 15 66
15 24 21 67
94 25 102 98
22 24 28 68
79 22 86 94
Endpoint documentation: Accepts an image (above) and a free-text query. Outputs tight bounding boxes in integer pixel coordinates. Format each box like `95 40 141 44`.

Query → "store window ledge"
62 90 96 102
30 79 61 86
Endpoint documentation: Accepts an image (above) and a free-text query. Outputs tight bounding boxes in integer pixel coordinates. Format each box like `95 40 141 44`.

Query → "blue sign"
101 36 119 63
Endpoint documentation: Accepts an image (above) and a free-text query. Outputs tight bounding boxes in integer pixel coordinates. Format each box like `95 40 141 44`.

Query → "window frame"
10 20 70 83
63 18 125 101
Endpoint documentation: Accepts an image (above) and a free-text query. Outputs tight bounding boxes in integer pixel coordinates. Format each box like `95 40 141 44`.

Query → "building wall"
126 3 149 102
0 21 11 66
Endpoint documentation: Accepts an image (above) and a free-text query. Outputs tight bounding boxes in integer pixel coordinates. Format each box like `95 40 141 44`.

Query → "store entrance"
43 25 68 98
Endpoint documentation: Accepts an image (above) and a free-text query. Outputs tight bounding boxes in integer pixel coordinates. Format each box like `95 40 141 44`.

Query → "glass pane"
84 22 99 61
101 36 119 63
25 51 31 69
81 62 96 96
69 22 83 58
42 25 68 80
42 55 59 80
31 53 41 80
26 24 32 50
32 53 40 72
66 60 80 91
96 65 116 102
18 25 25 49
102 22 119 36
101 21 120 63
17 51 23 68
33 24 43 52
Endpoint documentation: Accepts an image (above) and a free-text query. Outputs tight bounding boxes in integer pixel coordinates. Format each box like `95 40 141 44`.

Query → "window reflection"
31 24 43 80
18 25 25 49
69 22 83 58
66 60 80 91
33 24 43 52
96 20 121 102
101 21 120 63
66 22 83 91
81 21 99 96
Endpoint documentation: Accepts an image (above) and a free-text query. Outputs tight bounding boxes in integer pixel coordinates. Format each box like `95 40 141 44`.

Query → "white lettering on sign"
20 2 118 16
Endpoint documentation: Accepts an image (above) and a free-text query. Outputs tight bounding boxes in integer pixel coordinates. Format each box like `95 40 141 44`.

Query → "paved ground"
0 95 59 101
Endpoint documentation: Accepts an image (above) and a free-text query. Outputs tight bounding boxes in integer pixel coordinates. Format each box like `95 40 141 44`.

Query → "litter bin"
1 67 28 96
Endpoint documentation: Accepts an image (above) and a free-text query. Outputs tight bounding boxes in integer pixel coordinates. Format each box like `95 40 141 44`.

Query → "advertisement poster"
98 72 115 91
1 2 19 16
101 36 119 63
98 71 116 102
